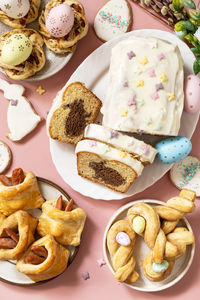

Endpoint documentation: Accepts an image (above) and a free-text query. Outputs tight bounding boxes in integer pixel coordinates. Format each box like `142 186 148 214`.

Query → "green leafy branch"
173 0 200 74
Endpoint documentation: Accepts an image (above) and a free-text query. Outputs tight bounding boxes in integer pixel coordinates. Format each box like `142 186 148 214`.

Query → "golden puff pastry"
0 0 41 29
0 210 37 260
0 28 45 80
0 168 44 216
16 235 70 282
39 0 88 54
107 220 139 283
37 196 86 246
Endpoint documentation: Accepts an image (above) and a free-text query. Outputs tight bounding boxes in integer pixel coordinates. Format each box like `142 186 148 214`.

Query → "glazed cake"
49 82 102 145
84 124 157 165
75 139 144 193
101 36 184 136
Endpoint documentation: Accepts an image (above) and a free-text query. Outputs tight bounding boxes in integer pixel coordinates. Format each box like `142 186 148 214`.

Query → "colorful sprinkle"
88 141 97 147
154 123 162 131
141 145 149 154
110 130 119 139
160 73 168 83
127 51 136 60
119 151 127 158
120 108 128 117
139 56 148 66
97 258 106 267
11 100 18 106
132 65 142 74
151 92 159 100
123 81 129 87
104 145 111 153
136 98 145 107
36 85 46 95
145 117 152 125
155 83 164 91
82 272 90 280
157 53 165 61
148 69 156 77
128 96 136 106
150 41 157 49
99 10 129 29
136 80 144 87
168 93 176 101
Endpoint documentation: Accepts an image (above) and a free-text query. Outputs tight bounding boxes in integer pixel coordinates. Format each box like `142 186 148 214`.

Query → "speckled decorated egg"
155 137 192 164
0 0 30 19
1 34 32 66
45 4 74 38
184 74 200 113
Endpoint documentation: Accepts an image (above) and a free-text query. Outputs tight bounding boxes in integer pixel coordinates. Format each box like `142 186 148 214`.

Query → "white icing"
101 36 184 136
0 141 11 173
94 0 131 41
0 79 41 141
84 124 157 163
170 156 200 196
75 139 144 176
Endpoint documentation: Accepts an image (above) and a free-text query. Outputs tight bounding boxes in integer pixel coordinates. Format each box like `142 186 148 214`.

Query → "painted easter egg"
132 216 146 234
155 137 192 164
152 260 169 273
46 4 74 38
1 34 32 66
0 0 30 19
116 231 130 246
184 74 200 113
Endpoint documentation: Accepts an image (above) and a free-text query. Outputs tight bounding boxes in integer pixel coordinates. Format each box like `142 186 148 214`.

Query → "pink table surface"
0 0 200 299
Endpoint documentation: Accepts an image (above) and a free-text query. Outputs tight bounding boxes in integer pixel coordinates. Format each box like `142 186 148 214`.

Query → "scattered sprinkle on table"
36 85 46 95
82 272 90 280
97 258 106 267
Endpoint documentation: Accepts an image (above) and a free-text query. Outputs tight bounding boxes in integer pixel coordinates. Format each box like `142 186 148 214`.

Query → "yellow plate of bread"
0 169 86 285
103 189 195 292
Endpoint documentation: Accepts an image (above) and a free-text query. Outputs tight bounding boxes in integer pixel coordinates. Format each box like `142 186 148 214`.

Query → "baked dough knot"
107 220 139 283
0 0 41 29
0 28 45 80
127 189 195 281
38 0 88 54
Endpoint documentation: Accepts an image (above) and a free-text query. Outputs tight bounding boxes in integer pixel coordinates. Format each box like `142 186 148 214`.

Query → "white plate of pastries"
103 189 196 292
0 168 86 285
47 29 199 200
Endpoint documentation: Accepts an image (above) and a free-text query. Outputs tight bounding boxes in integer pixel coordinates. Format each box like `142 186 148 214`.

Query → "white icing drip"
0 79 41 141
102 36 184 136
84 124 157 163
75 139 144 176
94 0 131 41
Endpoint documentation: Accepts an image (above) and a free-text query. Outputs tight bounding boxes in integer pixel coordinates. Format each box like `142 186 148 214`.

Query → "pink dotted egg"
184 74 200 114
46 4 74 38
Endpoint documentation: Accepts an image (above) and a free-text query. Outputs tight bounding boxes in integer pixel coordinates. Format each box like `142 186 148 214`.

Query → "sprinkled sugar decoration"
168 93 176 101
136 80 144 87
160 73 168 83
119 151 127 158
98 10 129 29
139 56 148 66
148 69 156 77
88 141 97 147
145 117 152 125
104 145 111 153
141 145 149 154
136 98 145 107
127 51 136 60
120 108 128 117
11 99 18 106
128 96 136 106
110 130 119 139
155 83 163 92
151 92 159 100
157 53 165 61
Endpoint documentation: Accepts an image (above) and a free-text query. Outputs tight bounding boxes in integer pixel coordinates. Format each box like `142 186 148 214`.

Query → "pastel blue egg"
155 136 192 164
152 260 169 273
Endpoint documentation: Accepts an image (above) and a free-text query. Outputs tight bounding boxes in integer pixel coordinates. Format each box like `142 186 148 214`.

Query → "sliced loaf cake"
75 139 144 193
49 82 102 145
84 124 157 165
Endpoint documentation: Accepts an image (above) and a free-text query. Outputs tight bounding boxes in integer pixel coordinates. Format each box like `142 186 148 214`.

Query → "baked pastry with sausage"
0 0 41 29
37 196 86 246
0 168 44 216
0 210 37 260
16 234 70 282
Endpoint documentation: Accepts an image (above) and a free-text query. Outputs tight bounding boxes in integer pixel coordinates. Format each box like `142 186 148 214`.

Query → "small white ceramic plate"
0 0 75 81
47 29 199 200
0 177 78 286
103 199 195 292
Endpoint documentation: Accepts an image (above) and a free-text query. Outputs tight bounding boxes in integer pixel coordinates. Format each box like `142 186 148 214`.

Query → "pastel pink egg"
46 3 74 38
184 74 200 113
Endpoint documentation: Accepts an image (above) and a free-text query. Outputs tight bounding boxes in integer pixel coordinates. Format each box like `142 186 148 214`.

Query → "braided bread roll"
107 220 139 283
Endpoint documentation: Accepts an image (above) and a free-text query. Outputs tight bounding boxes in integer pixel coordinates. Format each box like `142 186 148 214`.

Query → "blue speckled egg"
155 137 192 164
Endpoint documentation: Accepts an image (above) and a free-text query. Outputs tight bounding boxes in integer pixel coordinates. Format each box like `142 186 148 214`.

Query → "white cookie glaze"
0 141 11 173
75 139 144 176
84 124 157 164
94 0 131 42
101 36 184 135
170 156 200 196
0 78 42 141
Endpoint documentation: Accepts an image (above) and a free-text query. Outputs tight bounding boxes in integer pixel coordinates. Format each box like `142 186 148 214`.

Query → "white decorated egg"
155 136 192 164
184 74 200 114
0 0 30 19
1 34 32 66
45 3 74 38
